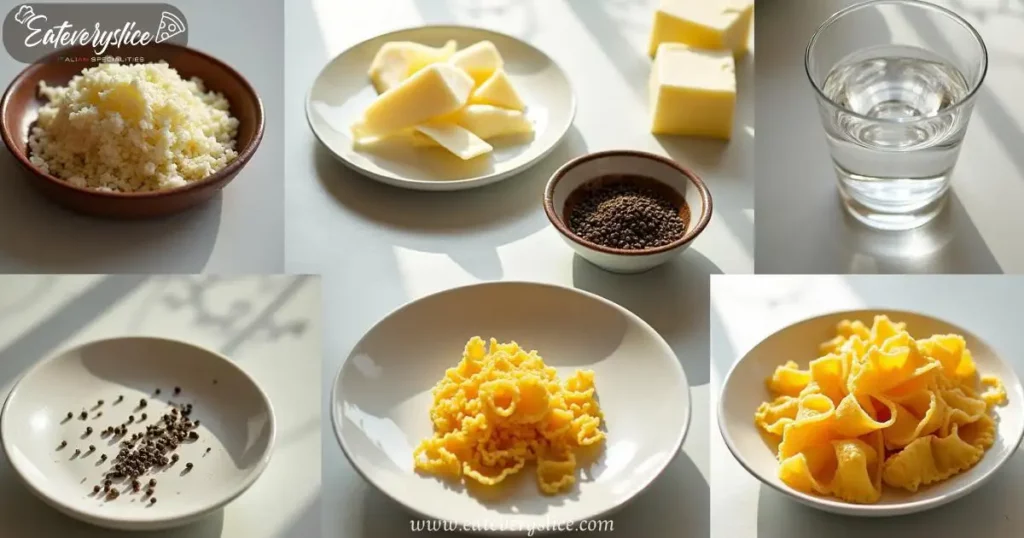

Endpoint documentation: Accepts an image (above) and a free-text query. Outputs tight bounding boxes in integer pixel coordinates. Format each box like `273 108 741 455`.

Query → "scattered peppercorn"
79 411 88 420
185 462 193 471
188 431 199 440
150 497 156 504
97 400 104 406
88 445 95 452
58 441 66 449
85 427 93 435
100 454 107 461
149 478 156 487
66 412 73 420
139 399 147 408
174 387 181 395
116 395 123 403
93 485 100 493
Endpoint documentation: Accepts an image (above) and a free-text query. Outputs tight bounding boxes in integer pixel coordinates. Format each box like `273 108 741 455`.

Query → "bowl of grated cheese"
0 43 264 219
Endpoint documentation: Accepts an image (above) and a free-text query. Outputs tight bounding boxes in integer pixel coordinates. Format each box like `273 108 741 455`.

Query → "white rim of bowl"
0 336 277 527
305 24 578 189
717 308 1024 515
331 280 691 532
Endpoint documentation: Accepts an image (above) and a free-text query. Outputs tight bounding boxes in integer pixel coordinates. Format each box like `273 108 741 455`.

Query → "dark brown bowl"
0 43 264 219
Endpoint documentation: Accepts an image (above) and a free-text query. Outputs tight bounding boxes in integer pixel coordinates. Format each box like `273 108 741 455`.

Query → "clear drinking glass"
805 0 987 231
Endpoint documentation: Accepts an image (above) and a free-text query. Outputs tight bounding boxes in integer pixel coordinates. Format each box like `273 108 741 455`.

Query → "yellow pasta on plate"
414 337 605 495
754 315 1007 504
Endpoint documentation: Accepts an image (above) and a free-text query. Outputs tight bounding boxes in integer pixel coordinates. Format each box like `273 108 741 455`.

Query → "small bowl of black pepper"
543 149 712 273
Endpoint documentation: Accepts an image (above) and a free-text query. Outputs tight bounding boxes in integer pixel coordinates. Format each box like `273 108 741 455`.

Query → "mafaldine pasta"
754 315 1006 503
413 337 604 494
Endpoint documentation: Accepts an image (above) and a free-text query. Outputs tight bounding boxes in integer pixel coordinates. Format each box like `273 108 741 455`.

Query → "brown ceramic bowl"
543 150 713 274
0 43 264 219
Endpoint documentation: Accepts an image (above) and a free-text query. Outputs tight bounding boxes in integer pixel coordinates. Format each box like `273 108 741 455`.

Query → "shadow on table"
313 126 588 281
0 275 147 393
0 455 223 537
352 449 706 538
411 0 542 41
835 190 1002 274
654 49 755 263
571 249 723 387
709 298 740 387
0 275 55 324
564 0 652 100
755 450 1024 538
0 151 219 273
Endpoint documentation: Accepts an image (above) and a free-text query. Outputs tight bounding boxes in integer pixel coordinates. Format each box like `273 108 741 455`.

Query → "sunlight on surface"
744 125 754 138
393 246 479 300
711 275 864 364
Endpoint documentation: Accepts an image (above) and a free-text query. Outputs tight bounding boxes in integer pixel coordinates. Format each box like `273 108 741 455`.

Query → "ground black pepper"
566 176 688 250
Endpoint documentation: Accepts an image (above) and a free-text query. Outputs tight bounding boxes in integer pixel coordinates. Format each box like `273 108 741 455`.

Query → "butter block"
648 0 753 57
449 41 504 86
649 44 735 139
469 69 525 111
415 121 493 160
360 63 474 136
368 40 457 93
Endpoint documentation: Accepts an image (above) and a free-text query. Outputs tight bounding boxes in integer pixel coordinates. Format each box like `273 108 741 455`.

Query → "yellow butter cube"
648 0 753 57
649 44 736 140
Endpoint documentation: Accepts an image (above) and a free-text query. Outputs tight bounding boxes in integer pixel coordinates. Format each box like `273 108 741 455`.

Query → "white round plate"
1 337 276 531
719 309 1024 517
307 25 576 191
332 282 689 535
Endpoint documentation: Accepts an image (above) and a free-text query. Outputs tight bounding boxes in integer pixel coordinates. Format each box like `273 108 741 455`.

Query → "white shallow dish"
1 337 276 530
719 309 1024 517
332 282 690 535
307 25 576 191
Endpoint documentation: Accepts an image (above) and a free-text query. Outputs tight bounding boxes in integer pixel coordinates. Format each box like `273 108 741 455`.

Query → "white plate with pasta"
331 281 690 534
719 310 1024 516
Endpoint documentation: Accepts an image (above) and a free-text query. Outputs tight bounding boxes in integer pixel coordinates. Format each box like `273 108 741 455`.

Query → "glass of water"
805 0 987 231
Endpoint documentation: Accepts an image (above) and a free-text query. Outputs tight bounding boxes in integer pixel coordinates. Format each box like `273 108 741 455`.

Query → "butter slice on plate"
648 0 753 57
414 122 493 160
368 40 458 93
456 105 532 140
469 69 525 111
449 41 504 86
649 43 736 140
359 62 474 137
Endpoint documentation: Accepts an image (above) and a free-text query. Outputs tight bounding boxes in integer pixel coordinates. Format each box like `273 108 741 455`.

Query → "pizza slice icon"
155 11 186 43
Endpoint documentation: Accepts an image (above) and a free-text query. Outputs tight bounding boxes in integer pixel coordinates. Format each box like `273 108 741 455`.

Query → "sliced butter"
359 63 474 136
414 122 492 160
368 40 457 93
649 43 735 139
449 41 504 86
456 104 532 139
648 0 753 57
469 69 525 111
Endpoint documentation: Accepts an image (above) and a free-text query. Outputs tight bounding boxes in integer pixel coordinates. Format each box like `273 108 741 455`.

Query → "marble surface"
0 276 320 538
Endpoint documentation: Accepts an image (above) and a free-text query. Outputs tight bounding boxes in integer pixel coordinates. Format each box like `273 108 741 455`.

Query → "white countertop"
0 276 321 538
0 0 284 273
285 0 754 536
755 0 1024 274
710 275 1024 538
